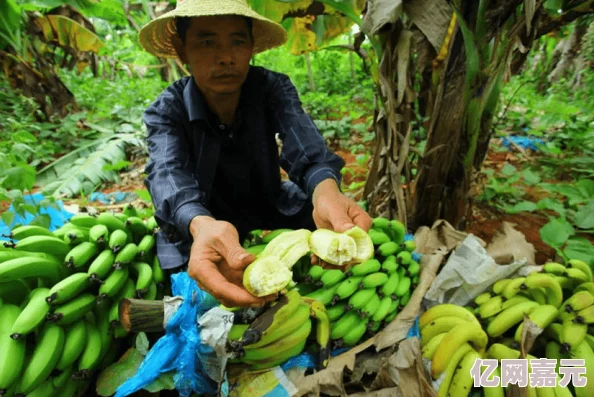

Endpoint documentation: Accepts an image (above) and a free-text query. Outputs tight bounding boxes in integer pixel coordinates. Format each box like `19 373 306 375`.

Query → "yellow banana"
446 349 482 397
559 291 594 321
478 295 505 319
240 303 309 350
420 316 471 346
431 322 488 379
419 303 481 329
241 318 311 362
486 300 539 338
486 343 520 360
513 304 559 343
502 277 526 299
491 278 512 295
567 259 593 281
422 332 447 360
308 299 331 369
241 339 307 371
560 319 588 352
570 339 594 397
524 272 563 308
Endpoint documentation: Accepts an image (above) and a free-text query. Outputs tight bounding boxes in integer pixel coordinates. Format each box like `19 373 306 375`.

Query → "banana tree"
0 0 125 118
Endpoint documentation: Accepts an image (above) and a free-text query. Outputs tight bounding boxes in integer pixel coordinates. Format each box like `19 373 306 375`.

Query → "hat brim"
138 1 287 58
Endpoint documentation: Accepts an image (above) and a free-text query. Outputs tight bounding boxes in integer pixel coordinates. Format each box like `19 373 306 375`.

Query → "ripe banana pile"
224 289 331 371
0 207 165 397
298 217 419 349
420 258 594 397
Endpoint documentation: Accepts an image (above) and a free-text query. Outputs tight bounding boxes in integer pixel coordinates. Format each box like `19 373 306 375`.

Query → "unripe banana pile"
420 258 594 397
0 209 164 397
231 217 420 371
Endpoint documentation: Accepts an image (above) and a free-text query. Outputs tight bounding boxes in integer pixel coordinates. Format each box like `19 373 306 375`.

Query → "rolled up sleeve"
143 93 212 243
269 74 345 198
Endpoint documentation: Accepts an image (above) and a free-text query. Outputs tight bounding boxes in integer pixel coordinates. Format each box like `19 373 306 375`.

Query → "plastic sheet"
114 272 220 397
89 191 135 204
0 193 73 241
501 135 545 151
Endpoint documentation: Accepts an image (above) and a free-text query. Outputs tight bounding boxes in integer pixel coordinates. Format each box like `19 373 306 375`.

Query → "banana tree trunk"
548 20 589 83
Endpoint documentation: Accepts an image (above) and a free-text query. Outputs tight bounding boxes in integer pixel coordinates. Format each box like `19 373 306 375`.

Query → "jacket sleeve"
143 89 213 244
268 73 345 198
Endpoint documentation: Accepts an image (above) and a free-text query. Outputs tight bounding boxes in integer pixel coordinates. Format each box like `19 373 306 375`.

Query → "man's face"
179 15 254 96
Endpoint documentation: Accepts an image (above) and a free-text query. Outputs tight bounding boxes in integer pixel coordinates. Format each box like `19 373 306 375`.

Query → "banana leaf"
34 14 103 53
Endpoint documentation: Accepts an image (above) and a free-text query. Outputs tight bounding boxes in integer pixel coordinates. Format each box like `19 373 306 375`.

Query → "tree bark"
548 20 589 83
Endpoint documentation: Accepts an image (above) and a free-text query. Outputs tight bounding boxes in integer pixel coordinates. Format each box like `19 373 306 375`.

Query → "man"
138 0 372 308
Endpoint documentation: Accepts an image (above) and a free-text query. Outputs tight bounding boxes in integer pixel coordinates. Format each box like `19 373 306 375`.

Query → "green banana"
113 243 139 268
524 272 563 308
501 295 531 310
108 229 128 251
47 272 89 305
380 256 398 274
228 324 249 342
330 310 361 340
96 212 127 232
15 323 65 394
478 295 504 319
69 214 98 229
240 289 302 347
136 234 156 260
378 272 400 298
342 317 369 346
396 251 412 265
13 235 70 258
24 379 55 397
372 296 393 323
332 276 363 304
559 290 594 321
87 249 116 281
0 256 63 286
125 216 149 237
473 292 493 306
52 366 74 388
10 287 51 339
320 269 346 288
567 259 593 281
143 280 158 300
347 259 381 277
64 228 90 245
491 278 512 295
566 267 590 283
560 319 588 351
407 260 420 277
575 305 594 324
360 293 381 318
48 293 97 325
376 241 399 257
0 249 59 263
52 223 77 239
89 224 109 247
131 261 153 296
486 300 539 338
513 304 559 343
145 216 159 232
9 225 54 240
576 282 594 295
348 288 377 311
502 277 527 299
0 280 31 305
98 267 130 300
76 320 103 376
389 220 406 245
304 283 340 306
360 272 388 289
306 265 325 283
152 255 165 284
570 339 594 397
394 276 411 297
368 229 390 245
56 320 87 371
0 304 26 392
543 262 567 276
327 302 347 322
261 228 293 244
401 240 416 252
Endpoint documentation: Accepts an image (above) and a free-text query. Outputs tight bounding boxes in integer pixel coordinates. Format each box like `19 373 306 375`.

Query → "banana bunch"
421 258 594 397
225 289 331 371
0 206 165 396
295 217 418 349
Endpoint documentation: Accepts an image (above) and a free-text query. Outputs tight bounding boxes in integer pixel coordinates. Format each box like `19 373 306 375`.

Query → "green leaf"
96 348 144 397
574 200 594 229
505 201 537 214
540 217 575 248
136 332 149 356
2 166 36 191
29 214 51 229
501 164 517 176
12 131 38 143
536 198 566 216
34 14 103 53
563 237 594 266
577 179 594 197
1 211 15 227
521 169 540 185
144 371 176 393
135 189 152 202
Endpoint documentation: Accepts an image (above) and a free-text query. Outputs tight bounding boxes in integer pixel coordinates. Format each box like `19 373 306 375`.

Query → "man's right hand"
187 216 277 308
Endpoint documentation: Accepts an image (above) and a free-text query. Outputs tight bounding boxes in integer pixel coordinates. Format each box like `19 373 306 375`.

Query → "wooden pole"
119 298 165 333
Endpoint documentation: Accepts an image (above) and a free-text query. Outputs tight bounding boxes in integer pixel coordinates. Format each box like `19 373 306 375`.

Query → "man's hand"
312 179 373 233
310 179 373 268
187 216 276 308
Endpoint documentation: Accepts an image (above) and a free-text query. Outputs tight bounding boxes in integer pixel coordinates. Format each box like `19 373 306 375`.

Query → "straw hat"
138 0 287 58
